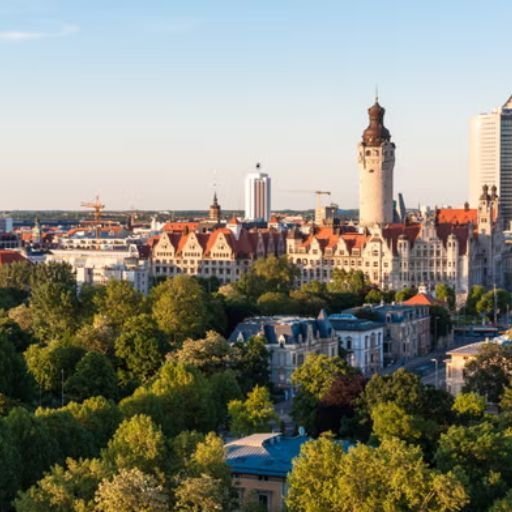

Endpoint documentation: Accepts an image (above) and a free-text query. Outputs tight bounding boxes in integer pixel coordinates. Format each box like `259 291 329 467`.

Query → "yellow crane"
81 195 105 224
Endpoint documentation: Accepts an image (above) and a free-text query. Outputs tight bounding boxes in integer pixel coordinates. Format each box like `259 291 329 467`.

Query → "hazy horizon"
1 1 511 211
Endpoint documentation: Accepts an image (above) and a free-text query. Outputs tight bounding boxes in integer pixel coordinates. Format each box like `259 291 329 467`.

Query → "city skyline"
0 1 511 210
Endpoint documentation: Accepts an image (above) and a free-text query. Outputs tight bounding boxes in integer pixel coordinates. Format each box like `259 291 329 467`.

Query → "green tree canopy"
232 335 270 393
465 285 486 317
171 331 234 376
94 280 145 333
435 283 456 310
328 269 368 296
64 351 118 402
94 467 169 512
395 286 417 303
463 342 512 402
102 414 168 478
30 262 79 341
286 436 468 512
151 275 214 343
115 313 165 387
436 421 512 510
228 385 277 436
235 256 299 298
15 457 108 512
0 331 34 401
452 392 486 422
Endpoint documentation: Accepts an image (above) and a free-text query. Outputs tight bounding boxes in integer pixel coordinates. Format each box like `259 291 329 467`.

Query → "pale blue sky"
0 0 511 211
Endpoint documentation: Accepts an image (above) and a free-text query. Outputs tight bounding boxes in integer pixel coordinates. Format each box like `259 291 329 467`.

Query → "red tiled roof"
436 208 477 225
0 250 26 266
403 293 439 306
162 222 199 233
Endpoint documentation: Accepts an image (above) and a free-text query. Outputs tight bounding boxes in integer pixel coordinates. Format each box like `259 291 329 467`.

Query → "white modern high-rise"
470 95 512 227
244 166 271 222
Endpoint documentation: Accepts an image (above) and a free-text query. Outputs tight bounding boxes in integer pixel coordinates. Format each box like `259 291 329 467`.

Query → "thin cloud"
0 23 79 42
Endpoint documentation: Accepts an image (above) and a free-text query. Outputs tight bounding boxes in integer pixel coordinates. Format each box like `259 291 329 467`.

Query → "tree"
436 421 512 510
489 489 512 512
235 256 299 298
0 420 21 509
94 280 145 333
120 361 213 436
74 315 117 356
361 368 424 415
256 291 298 315
370 401 423 443
228 386 277 436
292 354 354 401
500 384 512 411
115 314 165 387
395 286 416 302
174 474 229 512
463 342 512 402
291 354 358 435
30 262 79 341
435 283 456 311
24 339 85 394
151 275 213 343
328 269 368 296
0 315 34 352
208 371 243 427
430 305 452 347
0 331 34 401
4 407 57 489
476 289 512 320
94 468 169 512
364 288 383 304
15 457 108 512
102 414 168 478
64 352 118 402
8 303 34 333
286 436 468 512
171 331 234 376
232 335 270 393
465 285 486 317
452 392 486 422
0 260 32 306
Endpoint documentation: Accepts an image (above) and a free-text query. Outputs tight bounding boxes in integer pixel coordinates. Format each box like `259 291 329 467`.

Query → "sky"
0 0 511 211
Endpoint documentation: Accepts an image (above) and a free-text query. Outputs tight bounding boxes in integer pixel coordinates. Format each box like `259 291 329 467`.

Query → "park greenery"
0 257 511 511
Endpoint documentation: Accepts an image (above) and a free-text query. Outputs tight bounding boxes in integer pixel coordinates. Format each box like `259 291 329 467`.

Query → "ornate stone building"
286 100 509 297
151 220 286 284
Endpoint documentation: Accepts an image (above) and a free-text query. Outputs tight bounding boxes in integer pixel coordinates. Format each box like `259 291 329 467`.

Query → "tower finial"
375 84 379 103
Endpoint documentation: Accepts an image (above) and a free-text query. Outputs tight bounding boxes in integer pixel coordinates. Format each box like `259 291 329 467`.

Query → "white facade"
328 314 384 375
245 172 271 222
48 245 149 294
0 217 13 233
470 95 512 227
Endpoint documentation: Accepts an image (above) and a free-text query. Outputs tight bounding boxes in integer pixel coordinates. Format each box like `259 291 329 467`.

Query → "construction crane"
81 195 105 224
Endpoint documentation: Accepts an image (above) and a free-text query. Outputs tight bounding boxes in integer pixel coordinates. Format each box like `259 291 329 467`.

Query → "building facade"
245 168 271 222
151 222 285 285
327 313 384 375
225 433 308 512
229 316 339 390
470 95 512 228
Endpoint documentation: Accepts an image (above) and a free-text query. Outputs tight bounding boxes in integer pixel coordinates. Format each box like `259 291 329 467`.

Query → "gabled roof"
402 292 439 306
436 208 477 225
0 250 27 266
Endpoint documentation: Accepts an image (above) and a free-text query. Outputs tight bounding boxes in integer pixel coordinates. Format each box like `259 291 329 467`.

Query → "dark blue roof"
328 314 383 332
228 316 333 345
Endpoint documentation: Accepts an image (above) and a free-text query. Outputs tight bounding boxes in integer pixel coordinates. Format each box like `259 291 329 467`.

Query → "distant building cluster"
1 95 512 303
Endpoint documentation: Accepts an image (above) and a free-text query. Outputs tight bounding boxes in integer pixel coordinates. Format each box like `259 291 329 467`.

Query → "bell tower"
357 98 396 226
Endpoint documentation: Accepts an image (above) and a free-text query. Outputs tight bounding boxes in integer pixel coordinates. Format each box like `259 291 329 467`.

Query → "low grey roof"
328 314 384 332
225 434 308 477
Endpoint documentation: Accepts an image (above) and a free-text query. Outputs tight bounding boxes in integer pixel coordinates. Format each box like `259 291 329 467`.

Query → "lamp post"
431 358 439 389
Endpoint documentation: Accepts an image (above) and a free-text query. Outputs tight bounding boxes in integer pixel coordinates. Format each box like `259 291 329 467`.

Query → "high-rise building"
357 98 396 227
470 95 512 228
244 165 271 222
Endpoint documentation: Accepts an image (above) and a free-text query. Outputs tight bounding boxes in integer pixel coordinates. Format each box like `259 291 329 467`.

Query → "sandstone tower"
358 98 396 226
